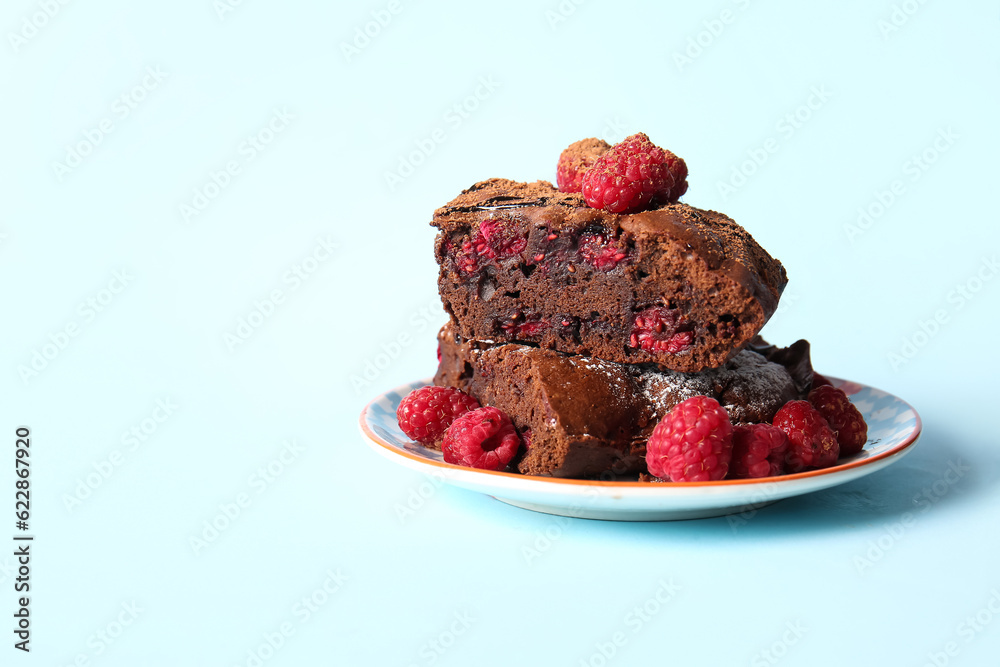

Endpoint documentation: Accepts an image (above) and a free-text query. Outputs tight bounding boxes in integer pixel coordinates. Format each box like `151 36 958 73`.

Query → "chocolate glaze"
748 336 815 397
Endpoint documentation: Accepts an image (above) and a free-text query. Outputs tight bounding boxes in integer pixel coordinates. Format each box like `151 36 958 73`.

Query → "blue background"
3 0 999 665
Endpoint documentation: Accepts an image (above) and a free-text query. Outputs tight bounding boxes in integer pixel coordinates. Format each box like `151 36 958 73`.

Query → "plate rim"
359 376 922 491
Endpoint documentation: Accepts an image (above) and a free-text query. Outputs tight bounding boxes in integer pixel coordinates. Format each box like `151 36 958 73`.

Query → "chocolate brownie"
432 178 787 373
433 325 813 479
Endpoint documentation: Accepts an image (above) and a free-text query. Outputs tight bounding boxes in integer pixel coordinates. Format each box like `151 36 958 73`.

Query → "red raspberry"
580 133 688 213
729 424 789 479
628 307 693 355
645 396 733 482
396 386 480 445
451 238 479 275
578 232 628 271
556 138 610 193
773 400 839 472
808 385 868 457
662 150 688 201
474 218 526 259
663 330 693 354
442 407 521 471
500 312 548 338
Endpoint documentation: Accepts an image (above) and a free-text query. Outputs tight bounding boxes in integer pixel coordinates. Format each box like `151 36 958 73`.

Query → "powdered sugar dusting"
637 350 796 424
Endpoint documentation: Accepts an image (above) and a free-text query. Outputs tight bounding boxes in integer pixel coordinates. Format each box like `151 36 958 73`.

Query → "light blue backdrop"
2 0 998 665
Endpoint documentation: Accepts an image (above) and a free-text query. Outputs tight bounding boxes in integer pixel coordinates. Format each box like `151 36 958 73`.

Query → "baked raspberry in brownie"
432 178 787 373
433 324 813 479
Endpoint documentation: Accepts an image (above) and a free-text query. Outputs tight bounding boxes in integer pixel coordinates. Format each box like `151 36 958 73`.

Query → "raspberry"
451 238 479 275
663 330 694 354
645 396 733 482
662 150 688 201
580 133 688 213
474 218 526 259
628 307 693 355
500 312 548 338
442 407 521 471
808 385 868 458
521 428 532 451
556 138 610 193
729 424 789 479
772 400 839 473
578 232 628 271
396 386 480 445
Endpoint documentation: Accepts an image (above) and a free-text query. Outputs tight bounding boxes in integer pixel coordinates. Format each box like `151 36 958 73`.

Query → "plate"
359 378 921 521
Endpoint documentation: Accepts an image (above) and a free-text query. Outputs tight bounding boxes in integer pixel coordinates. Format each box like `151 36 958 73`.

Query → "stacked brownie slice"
431 178 788 373
424 135 819 479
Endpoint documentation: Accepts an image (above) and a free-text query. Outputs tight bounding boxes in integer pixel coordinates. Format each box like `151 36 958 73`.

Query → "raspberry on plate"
580 133 688 213
396 385 480 446
729 424 789 479
645 396 733 482
556 138 610 193
773 400 839 473
808 384 868 457
442 406 522 471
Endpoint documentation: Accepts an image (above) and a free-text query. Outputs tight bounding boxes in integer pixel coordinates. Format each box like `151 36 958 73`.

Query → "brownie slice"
432 178 787 373
433 325 812 479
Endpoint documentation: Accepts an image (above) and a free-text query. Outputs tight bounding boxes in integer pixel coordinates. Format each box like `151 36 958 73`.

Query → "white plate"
360 377 921 521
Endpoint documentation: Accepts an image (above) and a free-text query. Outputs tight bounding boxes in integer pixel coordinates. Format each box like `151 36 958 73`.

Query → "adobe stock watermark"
214 0 249 21
62 398 179 511
179 107 295 223
920 588 1000 667
233 568 349 667
383 76 501 192
596 116 632 145
853 458 969 573
521 514 575 565
751 620 807 667
340 0 410 62
877 0 931 40
17 269 134 386
0 557 15 587
579 579 681 667
59 601 144 666
544 0 589 30
773 285 800 317
672 0 753 72
7 0 73 53
224 235 338 351
715 85 832 202
350 295 443 394
189 439 305 556
394 469 446 524
406 611 475 667
520 484 617 565
726 481 782 532
887 255 996 371
51 66 168 181
844 127 958 244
